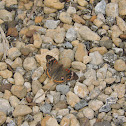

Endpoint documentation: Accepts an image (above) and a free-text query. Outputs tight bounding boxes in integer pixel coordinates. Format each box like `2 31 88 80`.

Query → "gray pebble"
94 121 111 126
56 85 69 94
40 103 52 114
99 104 111 112
66 28 77 41
100 40 112 49
105 16 115 26
45 20 60 29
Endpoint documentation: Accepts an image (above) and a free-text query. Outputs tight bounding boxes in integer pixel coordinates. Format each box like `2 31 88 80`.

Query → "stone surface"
83 107 94 119
0 98 11 114
77 0 88 7
0 70 12 78
0 111 6 125
56 85 69 94
45 20 60 29
79 26 100 41
14 72 24 85
11 85 27 99
0 62 7 70
32 80 42 94
13 105 32 117
66 91 80 107
9 96 20 108
72 61 86 71
119 0 126 16
40 103 52 114
93 121 111 126
114 59 126 71
66 28 77 41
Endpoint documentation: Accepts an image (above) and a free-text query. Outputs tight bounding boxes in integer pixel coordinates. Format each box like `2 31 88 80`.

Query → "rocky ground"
0 0 126 126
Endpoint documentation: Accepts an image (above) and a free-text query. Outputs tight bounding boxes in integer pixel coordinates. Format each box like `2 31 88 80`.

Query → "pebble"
9 96 20 108
99 104 111 112
13 105 32 117
93 121 111 126
23 57 37 71
113 84 125 99
40 103 52 114
45 20 60 29
93 19 103 28
77 0 88 7
45 117 60 126
106 3 118 18
72 14 85 24
66 91 80 107
11 85 27 99
59 57 71 68
95 0 106 14
44 7 57 14
89 100 103 111
3 90 12 100
83 55 91 64
44 0 64 10
57 109 69 116
83 107 94 119
90 47 107 55
11 57 22 68
33 33 42 48
72 61 86 71
116 16 126 32
0 98 11 114
67 6 76 14
119 0 126 15
75 43 88 62
7 27 18 37
66 28 77 41
32 67 44 80
79 26 100 41
0 69 13 78
74 82 89 98
53 101 67 110
0 111 6 125
99 40 112 49
33 89 45 103
114 59 126 71
0 10 13 22
56 85 69 94
74 99 88 110
14 72 24 85
60 114 80 126
7 47 21 60
35 16 43 23
59 12 72 24
89 51 103 65
0 62 7 70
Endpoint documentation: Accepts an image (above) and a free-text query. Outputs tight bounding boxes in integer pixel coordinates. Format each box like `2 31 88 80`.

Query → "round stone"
114 59 126 71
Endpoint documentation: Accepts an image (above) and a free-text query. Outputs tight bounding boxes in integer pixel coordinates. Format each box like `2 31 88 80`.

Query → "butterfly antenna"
33 83 56 102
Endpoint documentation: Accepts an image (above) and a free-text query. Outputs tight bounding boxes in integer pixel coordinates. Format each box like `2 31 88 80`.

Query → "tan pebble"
14 72 24 85
120 34 126 39
11 85 27 99
102 25 109 30
71 40 79 46
9 96 20 108
66 91 80 107
35 16 43 23
46 117 60 126
13 105 32 117
59 57 71 68
3 90 12 100
93 19 103 28
41 116 52 126
90 15 97 22
19 27 28 36
104 87 112 95
90 47 107 55
72 61 86 71
119 0 126 16
0 111 6 125
0 62 7 71
83 55 91 64
20 47 31 56
33 33 42 48
7 27 18 37
114 59 126 71
11 57 22 69
0 70 12 78
44 7 57 14
77 0 88 6
72 14 85 24
25 29 36 38
0 19 4 24
112 37 122 47
75 43 88 62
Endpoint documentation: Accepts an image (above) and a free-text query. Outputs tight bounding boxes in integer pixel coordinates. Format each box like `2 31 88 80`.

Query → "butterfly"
46 55 78 84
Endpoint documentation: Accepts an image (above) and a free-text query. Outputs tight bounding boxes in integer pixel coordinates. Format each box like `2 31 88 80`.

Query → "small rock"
0 84 12 93
99 40 112 49
11 57 22 68
0 111 6 125
60 114 80 126
90 47 107 55
32 67 44 80
40 103 52 114
77 0 88 6
119 0 126 16
89 88 101 99
62 42 73 49
56 85 69 94
67 6 76 14
113 84 125 98
0 10 13 22
9 96 20 108
57 109 69 116
0 62 7 70
114 59 126 71
32 80 42 94
66 91 80 107
11 85 27 99
93 19 103 28
83 107 94 119
45 20 60 29
89 51 103 65
106 96 117 105
44 7 57 14
7 47 21 60
59 57 71 68
44 0 64 10
72 61 86 71
20 47 31 56
72 14 85 24
89 100 103 111
66 28 77 41
116 16 126 32
0 69 12 78
93 121 111 126
79 26 100 41
74 99 88 110
95 0 106 14
13 105 32 117
0 98 11 114
83 55 91 64
104 87 112 95
3 90 12 100
33 33 42 48
7 27 18 37
25 29 36 38
99 104 111 112
106 3 118 18
75 43 88 62
14 72 24 85
23 57 37 71
59 12 72 24
53 101 67 110
35 16 43 23
33 89 45 103
74 82 89 98
45 117 59 126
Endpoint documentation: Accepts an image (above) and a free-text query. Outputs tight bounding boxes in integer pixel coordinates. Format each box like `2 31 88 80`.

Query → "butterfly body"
46 55 78 84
